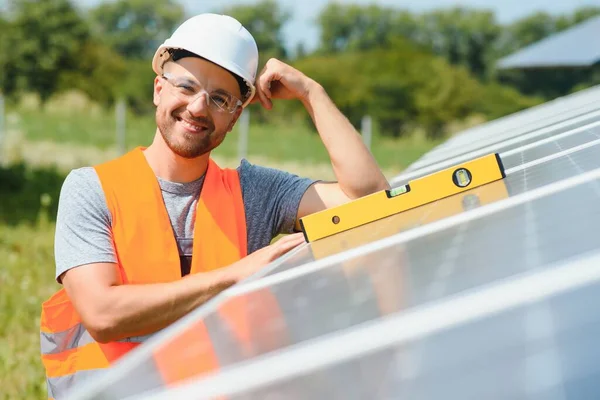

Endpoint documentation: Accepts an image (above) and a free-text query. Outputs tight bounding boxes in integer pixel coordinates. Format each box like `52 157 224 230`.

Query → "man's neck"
143 132 210 183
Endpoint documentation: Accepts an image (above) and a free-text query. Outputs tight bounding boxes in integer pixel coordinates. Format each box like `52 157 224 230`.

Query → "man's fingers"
271 233 305 256
259 66 281 106
259 73 273 99
276 232 305 244
255 84 271 110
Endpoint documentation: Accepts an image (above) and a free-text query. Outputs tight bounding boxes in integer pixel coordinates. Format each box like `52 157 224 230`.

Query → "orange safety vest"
40 147 248 399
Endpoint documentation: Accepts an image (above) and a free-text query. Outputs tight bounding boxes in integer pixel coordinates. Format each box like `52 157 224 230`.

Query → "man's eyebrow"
164 73 200 87
164 72 237 95
212 87 235 96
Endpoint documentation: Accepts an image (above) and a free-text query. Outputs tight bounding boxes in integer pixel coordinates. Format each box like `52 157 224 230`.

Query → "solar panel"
407 86 600 174
391 115 600 186
69 85 600 400
132 257 600 400
419 84 600 163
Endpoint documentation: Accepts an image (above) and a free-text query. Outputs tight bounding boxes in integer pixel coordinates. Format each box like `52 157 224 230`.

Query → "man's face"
153 57 243 159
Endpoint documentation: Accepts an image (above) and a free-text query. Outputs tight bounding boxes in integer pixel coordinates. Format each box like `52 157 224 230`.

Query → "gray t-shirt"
54 159 314 282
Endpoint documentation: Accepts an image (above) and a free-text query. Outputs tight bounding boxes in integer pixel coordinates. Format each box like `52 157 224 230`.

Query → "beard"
156 107 222 159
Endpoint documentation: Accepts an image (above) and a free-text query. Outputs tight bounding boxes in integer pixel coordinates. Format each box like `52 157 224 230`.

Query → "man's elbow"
355 180 390 198
83 312 120 344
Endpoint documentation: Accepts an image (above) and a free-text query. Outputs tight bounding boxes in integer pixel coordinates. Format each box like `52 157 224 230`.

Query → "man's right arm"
57 169 304 343
61 233 304 343
61 261 235 342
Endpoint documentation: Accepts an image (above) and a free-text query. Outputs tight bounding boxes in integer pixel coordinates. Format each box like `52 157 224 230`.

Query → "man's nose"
187 91 210 117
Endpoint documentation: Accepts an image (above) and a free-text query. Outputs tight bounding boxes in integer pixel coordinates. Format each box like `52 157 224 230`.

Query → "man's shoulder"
236 158 288 179
63 166 100 188
59 167 104 202
235 158 315 197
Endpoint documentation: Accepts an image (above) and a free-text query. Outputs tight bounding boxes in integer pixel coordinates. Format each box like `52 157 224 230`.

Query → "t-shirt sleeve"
54 167 117 283
238 159 316 240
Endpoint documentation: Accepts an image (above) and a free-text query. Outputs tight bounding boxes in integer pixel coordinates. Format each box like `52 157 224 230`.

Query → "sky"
68 0 600 51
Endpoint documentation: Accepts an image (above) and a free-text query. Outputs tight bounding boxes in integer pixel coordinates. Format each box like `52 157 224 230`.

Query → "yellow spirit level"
309 178 509 258
300 153 506 242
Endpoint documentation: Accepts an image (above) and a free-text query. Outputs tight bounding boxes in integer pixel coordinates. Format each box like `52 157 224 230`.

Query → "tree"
221 0 290 62
295 37 488 139
0 13 14 95
89 0 184 59
3 0 90 102
556 6 600 30
317 5 500 78
413 8 500 79
59 40 126 106
317 4 416 53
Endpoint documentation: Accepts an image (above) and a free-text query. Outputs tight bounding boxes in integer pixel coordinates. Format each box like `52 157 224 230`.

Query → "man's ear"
227 107 245 132
153 76 163 107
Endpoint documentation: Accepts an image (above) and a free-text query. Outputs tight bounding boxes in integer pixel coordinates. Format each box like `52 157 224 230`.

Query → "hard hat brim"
151 45 256 109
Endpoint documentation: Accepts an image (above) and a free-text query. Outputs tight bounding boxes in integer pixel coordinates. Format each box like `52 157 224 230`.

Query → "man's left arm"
253 59 390 227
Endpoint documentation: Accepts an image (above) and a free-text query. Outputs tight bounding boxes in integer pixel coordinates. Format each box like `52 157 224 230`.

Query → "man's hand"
252 58 318 110
225 232 306 282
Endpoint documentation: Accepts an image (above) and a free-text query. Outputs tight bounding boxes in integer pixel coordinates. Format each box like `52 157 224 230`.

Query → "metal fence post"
361 115 372 150
116 98 126 155
237 109 249 160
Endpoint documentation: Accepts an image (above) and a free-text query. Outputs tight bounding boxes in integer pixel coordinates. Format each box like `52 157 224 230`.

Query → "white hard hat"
152 13 259 108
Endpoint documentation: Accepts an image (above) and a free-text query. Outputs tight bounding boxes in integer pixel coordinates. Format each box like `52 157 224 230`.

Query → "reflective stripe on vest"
39 147 248 399
47 368 106 400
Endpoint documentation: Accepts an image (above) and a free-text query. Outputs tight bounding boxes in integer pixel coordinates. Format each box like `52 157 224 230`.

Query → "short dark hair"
168 48 250 100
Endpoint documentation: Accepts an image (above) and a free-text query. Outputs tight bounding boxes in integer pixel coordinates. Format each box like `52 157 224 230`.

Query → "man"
40 13 389 399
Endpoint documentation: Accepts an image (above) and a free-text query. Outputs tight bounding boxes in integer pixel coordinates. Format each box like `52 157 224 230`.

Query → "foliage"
89 0 185 60
0 14 13 95
318 4 412 53
59 40 127 107
116 58 159 114
473 82 543 120
295 37 535 139
416 8 501 79
220 0 290 62
0 163 65 225
1 0 91 102
317 4 501 79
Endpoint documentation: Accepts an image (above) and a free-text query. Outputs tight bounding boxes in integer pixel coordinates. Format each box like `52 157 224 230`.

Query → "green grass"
0 218 59 399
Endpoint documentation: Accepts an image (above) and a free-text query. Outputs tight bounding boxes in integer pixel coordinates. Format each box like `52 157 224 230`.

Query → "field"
0 95 443 399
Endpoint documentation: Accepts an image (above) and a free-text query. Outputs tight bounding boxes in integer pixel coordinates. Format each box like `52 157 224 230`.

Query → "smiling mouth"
176 116 211 133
